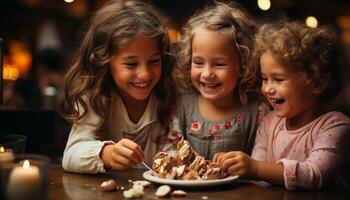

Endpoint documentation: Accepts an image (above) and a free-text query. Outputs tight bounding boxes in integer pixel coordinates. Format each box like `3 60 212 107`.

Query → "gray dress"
177 94 260 159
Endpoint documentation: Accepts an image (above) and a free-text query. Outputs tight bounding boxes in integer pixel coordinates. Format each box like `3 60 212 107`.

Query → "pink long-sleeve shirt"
252 111 350 190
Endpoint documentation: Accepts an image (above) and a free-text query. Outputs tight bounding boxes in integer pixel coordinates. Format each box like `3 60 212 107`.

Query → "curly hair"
60 0 176 127
175 1 258 104
253 21 349 102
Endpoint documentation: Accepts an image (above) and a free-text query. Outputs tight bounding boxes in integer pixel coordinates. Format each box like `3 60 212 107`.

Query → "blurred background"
1 0 350 162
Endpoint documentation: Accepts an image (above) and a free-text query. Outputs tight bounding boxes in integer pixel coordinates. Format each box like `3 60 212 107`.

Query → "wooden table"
48 164 347 200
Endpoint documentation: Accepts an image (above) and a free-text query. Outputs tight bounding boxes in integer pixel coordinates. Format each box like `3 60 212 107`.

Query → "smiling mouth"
131 82 151 88
273 98 285 105
200 82 221 89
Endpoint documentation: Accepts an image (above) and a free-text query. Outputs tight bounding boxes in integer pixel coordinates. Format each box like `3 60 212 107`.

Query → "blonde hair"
60 0 176 127
175 1 258 104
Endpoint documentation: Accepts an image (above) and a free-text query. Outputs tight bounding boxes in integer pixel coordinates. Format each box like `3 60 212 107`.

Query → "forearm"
254 160 285 186
62 140 107 173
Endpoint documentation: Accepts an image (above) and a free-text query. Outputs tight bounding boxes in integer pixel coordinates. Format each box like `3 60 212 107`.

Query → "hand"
103 139 145 170
219 151 258 178
213 152 226 164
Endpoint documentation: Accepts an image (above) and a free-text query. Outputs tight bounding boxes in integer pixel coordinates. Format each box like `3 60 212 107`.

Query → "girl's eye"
149 59 160 64
215 63 226 67
275 78 284 82
192 61 203 66
124 62 137 68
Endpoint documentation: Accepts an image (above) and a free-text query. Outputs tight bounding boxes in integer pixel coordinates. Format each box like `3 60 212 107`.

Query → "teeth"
133 82 149 87
201 82 219 87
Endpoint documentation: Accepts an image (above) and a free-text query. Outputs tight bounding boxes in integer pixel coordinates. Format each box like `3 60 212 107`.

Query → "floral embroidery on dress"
206 115 244 139
233 113 243 126
191 121 201 132
208 128 214 136
189 114 245 141
224 121 232 129
214 123 222 132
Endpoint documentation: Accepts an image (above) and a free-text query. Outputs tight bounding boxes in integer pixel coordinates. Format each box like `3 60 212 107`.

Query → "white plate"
142 170 239 187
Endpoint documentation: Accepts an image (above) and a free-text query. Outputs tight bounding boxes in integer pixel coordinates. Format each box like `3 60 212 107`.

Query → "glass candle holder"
0 147 14 163
0 154 50 200
0 134 26 154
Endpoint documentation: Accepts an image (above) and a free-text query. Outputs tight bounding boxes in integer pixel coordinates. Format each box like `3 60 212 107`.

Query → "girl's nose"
202 65 215 79
137 64 151 79
263 83 275 94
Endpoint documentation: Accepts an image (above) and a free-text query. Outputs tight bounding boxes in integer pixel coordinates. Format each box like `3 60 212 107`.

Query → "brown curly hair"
60 0 176 127
175 1 258 104
253 21 349 102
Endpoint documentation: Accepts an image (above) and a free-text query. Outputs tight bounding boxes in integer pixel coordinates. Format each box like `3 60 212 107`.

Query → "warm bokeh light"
167 28 180 43
337 15 350 45
12 51 32 75
65 0 88 18
257 0 271 11
337 15 350 29
3 65 20 81
0 146 4 153
64 0 74 3
8 41 32 78
306 16 318 28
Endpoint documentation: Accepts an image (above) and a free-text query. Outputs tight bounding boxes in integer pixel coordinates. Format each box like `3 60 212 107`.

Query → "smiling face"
190 27 240 103
260 51 322 127
110 34 161 103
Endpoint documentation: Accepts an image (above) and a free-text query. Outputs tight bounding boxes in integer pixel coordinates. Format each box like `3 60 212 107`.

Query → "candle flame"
0 146 4 153
23 160 30 169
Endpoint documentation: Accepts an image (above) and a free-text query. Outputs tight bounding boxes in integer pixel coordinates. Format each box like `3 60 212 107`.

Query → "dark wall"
0 108 69 162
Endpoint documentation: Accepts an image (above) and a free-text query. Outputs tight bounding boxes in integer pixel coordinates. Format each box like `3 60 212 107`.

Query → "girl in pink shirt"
214 21 350 190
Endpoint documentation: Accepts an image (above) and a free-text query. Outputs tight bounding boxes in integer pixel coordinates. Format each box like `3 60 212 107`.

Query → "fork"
142 161 154 172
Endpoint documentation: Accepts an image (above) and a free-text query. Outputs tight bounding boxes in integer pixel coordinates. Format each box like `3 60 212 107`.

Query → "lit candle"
0 146 14 163
6 160 41 200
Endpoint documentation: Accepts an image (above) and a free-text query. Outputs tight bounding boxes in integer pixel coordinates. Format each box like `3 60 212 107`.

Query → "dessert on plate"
152 139 227 180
